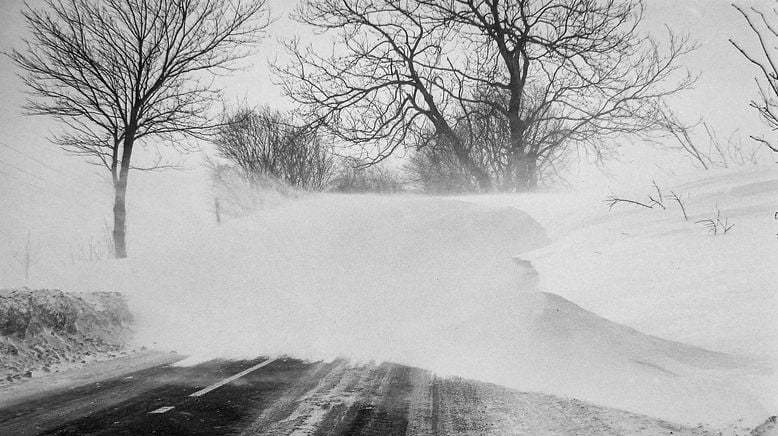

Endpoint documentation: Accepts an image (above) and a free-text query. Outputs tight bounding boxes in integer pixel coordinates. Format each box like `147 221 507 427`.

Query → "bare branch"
731 3 778 152
669 191 688 221
605 195 654 211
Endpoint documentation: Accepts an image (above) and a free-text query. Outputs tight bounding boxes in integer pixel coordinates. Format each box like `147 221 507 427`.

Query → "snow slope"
23 168 776 430
460 166 777 428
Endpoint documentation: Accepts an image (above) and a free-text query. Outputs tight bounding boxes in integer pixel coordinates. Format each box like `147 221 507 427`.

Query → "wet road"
0 357 424 435
0 356 713 435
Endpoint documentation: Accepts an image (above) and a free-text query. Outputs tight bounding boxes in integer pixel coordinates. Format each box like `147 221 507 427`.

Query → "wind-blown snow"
39 195 548 360
458 166 777 428
18 167 777 429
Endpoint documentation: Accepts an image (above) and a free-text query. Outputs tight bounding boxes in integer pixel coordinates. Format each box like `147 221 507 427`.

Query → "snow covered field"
6 165 776 431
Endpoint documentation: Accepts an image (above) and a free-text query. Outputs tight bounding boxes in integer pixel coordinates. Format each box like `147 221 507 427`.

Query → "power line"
0 140 200 214
0 167 46 191
0 140 104 185
0 157 52 186
0 141 71 177
0 174 109 215
0 146 109 193
0 158 108 210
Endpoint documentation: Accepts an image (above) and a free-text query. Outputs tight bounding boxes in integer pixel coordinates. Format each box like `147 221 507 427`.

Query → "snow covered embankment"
0 288 133 384
461 167 777 430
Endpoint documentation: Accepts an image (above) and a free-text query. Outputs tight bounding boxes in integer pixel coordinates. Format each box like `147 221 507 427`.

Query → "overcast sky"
0 0 775 265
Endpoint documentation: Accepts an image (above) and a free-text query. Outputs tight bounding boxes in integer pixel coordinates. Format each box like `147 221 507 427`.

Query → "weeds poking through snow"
669 191 688 221
606 180 671 211
649 180 666 209
607 183 734 234
696 207 735 235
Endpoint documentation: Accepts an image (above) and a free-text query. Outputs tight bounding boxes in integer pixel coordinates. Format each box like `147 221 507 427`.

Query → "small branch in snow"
669 191 688 221
648 195 666 209
652 180 664 204
605 195 654 211
695 207 734 235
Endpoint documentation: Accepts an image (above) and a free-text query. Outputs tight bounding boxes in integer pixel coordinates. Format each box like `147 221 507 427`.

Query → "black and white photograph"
0 0 776 434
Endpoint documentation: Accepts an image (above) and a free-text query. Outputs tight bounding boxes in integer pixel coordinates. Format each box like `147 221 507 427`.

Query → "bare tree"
731 3 778 153
212 106 335 191
277 0 695 191
276 0 494 190
423 0 695 190
9 0 270 258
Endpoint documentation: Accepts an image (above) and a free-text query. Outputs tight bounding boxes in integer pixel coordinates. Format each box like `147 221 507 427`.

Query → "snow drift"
30 184 773 428
457 167 778 428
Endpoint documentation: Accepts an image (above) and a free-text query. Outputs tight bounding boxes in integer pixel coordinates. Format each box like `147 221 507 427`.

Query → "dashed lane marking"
149 406 175 414
189 357 280 398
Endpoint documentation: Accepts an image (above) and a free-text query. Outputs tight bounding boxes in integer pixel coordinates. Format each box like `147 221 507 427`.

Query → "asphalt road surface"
0 355 714 435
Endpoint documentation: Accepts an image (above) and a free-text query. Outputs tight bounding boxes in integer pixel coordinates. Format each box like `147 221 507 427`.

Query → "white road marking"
149 406 175 414
189 357 279 398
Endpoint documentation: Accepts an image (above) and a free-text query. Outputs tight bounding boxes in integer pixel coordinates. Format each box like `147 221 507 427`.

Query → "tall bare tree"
278 0 694 191
276 0 495 190
731 3 778 153
9 0 270 257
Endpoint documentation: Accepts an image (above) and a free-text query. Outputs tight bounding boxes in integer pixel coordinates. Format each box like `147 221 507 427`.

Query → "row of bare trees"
8 0 778 257
276 0 696 191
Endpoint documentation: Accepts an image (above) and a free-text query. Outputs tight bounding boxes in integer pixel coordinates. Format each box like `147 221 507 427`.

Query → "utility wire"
0 158 108 210
0 146 114 247
0 141 71 177
0 140 104 185
0 167 46 191
0 147 109 197
0 140 191 214
0 157 53 186
0 169 100 213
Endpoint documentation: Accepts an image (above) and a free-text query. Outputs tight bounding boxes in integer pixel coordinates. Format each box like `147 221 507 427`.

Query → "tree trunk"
435 122 492 191
512 154 528 191
509 152 538 192
112 176 128 258
112 133 134 259
507 109 530 191
471 162 492 192
526 156 538 190
456 149 491 192
436 124 492 192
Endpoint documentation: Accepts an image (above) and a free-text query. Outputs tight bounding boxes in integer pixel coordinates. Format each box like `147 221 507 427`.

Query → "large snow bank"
460 166 777 428
528 168 777 358
29 189 772 428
